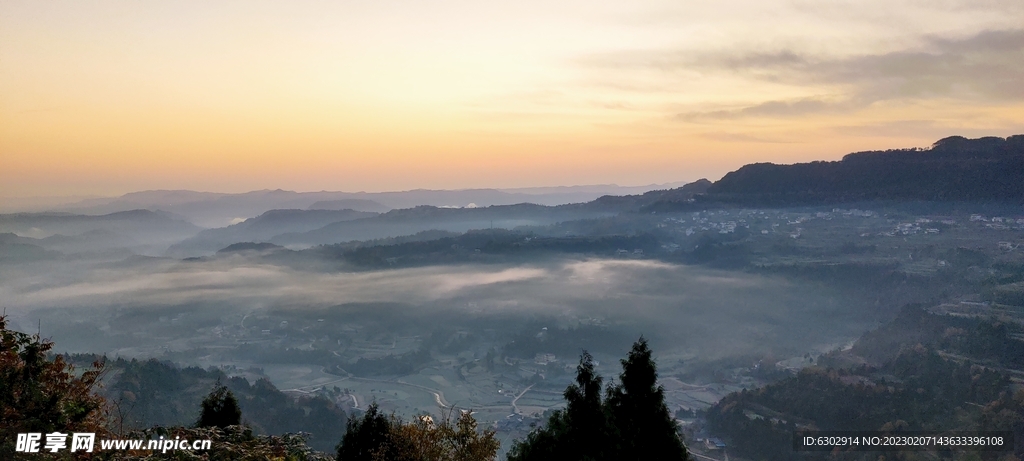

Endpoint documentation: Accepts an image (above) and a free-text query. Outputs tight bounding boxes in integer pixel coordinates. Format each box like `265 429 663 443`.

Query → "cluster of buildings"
655 209 1023 246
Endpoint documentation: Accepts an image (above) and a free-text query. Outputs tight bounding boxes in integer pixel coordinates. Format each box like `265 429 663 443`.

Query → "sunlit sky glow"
2 0 1022 197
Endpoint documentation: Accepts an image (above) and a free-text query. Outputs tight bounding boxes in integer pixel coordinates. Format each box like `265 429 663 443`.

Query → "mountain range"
2 134 1021 258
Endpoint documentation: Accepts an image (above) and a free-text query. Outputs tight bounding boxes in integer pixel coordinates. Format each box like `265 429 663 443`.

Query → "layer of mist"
2 254 877 361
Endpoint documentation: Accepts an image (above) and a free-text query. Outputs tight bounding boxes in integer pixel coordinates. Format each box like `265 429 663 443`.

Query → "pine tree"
563 351 608 460
197 383 242 428
509 351 610 461
605 337 688 461
337 402 395 461
510 340 689 461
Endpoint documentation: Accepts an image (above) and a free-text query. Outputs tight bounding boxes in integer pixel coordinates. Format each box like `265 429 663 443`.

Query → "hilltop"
695 134 1024 207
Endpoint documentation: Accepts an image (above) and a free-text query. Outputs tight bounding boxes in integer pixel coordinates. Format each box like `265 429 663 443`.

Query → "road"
690 451 728 461
336 376 451 409
510 384 534 415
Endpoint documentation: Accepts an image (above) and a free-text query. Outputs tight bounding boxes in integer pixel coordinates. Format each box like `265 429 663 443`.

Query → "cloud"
697 132 801 143
679 98 860 121
828 119 1024 139
813 30 1024 101
583 29 1024 121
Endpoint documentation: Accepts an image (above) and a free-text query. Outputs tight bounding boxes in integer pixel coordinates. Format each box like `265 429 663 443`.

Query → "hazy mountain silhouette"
0 210 200 253
576 135 1024 212
0 233 61 262
582 178 713 212
697 134 1024 207
217 242 284 253
167 208 378 257
38 185 681 228
307 198 391 212
0 210 199 257
269 203 615 248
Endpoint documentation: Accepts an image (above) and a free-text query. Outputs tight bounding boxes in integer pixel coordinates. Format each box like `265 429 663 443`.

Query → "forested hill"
700 135 1024 206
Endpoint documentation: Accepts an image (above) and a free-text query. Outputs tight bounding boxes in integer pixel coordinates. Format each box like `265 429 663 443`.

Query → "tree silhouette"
606 337 688 461
197 383 242 428
510 340 689 461
508 352 605 461
337 402 395 461
563 351 608 459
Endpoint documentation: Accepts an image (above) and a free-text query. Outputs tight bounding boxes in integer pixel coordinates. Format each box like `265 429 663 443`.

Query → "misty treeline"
704 306 1024 461
317 228 660 269
87 355 349 452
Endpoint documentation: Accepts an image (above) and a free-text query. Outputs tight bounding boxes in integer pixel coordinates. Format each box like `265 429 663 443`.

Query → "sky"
2 0 1023 198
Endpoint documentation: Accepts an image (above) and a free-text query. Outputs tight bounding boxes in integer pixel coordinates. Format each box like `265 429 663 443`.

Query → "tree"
563 351 608 460
605 337 688 461
197 383 242 428
508 352 606 461
510 343 688 461
337 402 397 461
337 402 499 461
0 315 107 458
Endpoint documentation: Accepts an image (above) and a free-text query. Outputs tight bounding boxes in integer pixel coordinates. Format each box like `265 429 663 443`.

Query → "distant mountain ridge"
0 209 199 240
7 134 1019 259
0 209 201 256
698 135 1024 206
167 208 377 257
307 199 391 212
583 179 714 212
269 203 615 249
26 184 685 228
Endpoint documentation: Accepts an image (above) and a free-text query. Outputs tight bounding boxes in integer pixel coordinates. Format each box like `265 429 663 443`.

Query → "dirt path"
511 384 534 414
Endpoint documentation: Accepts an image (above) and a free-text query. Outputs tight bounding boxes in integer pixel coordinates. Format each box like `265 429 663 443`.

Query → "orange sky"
2 0 1022 198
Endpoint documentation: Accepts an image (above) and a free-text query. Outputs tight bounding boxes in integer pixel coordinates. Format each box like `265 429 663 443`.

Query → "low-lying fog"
2 254 879 361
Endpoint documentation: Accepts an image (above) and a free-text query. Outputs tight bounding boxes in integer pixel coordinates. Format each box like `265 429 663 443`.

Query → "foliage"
2 316 352 459
706 347 1017 460
0 315 108 459
336 402 500 461
851 305 1024 368
337 403 395 460
605 338 689 460
100 357 347 452
978 389 1024 459
196 384 241 429
508 338 690 461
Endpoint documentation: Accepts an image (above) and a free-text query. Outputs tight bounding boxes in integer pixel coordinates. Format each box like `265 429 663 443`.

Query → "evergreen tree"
510 339 689 461
337 402 396 461
508 351 605 461
605 337 688 461
563 351 608 460
197 383 242 428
